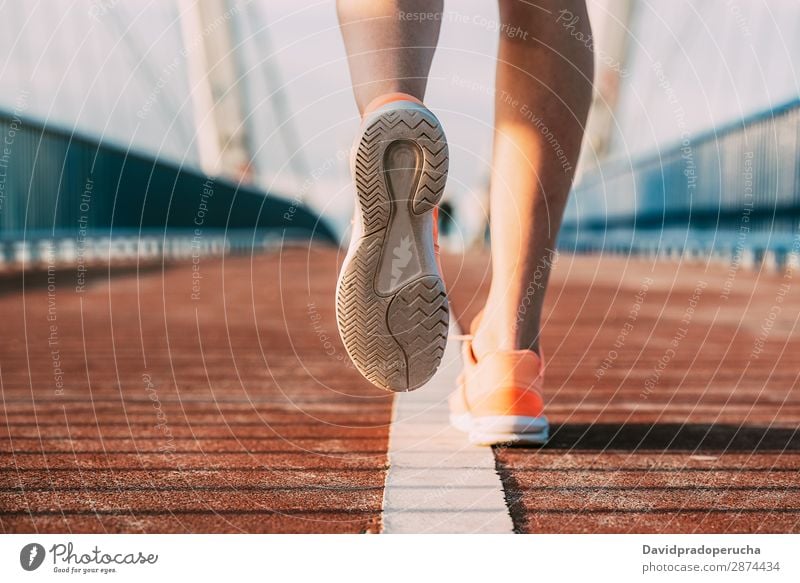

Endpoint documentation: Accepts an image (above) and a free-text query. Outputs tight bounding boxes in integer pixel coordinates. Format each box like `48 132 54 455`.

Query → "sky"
0 0 798 242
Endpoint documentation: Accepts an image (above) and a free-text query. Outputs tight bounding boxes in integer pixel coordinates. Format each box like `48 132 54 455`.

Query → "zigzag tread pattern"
409 113 447 215
336 233 408 391
354 123 389 236
355 108 448 223
387 276 449 390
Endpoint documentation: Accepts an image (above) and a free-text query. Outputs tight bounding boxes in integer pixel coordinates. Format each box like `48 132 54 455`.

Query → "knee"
497 0 542 27
497 0 541 24
498 0 590 34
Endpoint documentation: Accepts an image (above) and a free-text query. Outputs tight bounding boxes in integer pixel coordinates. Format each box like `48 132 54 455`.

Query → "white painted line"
381 324 515 534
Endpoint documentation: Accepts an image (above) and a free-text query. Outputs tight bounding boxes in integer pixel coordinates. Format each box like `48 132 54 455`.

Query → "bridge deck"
1 248 798 533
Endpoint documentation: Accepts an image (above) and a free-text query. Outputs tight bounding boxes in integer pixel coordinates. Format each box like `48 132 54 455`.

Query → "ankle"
471 322 540 361
362 92 423 118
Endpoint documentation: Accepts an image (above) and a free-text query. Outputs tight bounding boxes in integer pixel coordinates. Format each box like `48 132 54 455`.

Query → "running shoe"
336 93 450 392
449 312 549 445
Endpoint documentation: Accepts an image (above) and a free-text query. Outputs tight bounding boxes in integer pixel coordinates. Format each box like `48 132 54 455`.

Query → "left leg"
335 0 450 392
337 0 443 114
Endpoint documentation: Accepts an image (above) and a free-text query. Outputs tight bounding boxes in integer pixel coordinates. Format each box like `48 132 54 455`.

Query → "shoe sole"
450 413 550 446
336 103 449 392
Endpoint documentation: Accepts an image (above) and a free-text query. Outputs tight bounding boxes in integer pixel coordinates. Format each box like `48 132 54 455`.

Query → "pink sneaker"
449 313 549 445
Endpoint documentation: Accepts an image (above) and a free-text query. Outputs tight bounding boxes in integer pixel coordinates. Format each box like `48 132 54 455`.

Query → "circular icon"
19 543 46 571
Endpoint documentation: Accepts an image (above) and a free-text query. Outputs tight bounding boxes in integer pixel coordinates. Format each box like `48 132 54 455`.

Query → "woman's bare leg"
335 0 449 391
337 0 443 115
472 0 594 358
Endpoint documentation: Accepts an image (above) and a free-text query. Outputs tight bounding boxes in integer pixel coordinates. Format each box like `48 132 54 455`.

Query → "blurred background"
0 0 798 267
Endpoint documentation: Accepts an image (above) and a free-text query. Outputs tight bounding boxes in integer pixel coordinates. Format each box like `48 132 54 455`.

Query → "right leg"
450 0 593 445
473 0 594 359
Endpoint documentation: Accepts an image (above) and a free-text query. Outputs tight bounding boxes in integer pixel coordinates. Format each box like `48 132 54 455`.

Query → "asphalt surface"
1 247 798 533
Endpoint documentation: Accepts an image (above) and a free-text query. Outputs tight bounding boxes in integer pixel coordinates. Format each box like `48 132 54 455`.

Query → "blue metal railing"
560 98 800 266
0 108 335 267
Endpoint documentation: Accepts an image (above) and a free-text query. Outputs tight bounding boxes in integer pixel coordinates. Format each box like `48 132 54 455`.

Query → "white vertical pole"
578 0 634 175
177 0 222 176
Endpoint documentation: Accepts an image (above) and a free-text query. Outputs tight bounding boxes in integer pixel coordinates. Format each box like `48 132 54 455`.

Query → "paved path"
1 247 799 533
443 252 800 533
0 247 391 533
382 323 512 534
